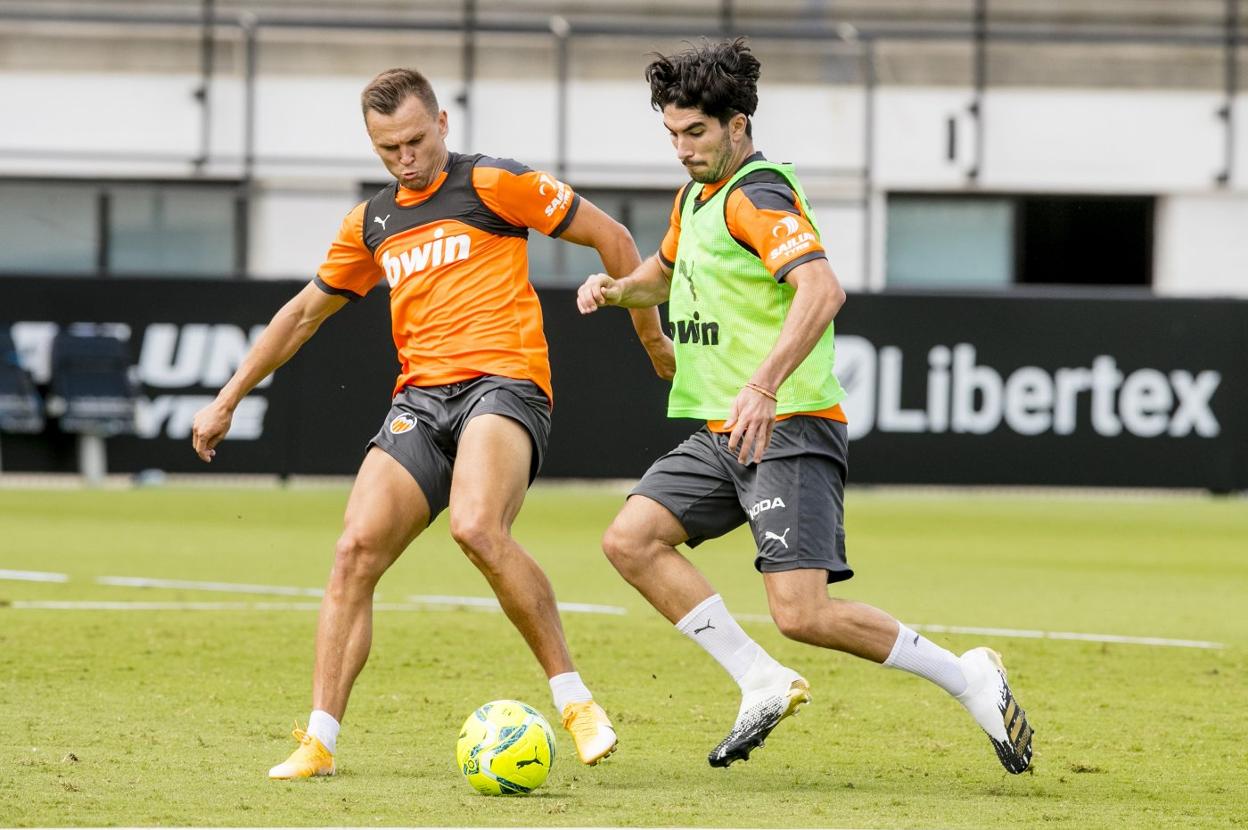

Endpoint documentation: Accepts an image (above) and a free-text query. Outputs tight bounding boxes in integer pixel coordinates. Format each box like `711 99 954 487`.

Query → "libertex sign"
836 339 1221 442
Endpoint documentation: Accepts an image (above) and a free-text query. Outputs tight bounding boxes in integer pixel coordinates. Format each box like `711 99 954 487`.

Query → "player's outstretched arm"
560 198 674 379
576 254 673 313
191 281 348 462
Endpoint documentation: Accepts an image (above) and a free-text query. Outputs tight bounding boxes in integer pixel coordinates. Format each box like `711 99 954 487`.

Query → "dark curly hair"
645 38 760 136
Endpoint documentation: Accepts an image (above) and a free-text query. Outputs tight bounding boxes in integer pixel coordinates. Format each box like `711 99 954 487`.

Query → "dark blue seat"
0 325 44 434
47 328 137 437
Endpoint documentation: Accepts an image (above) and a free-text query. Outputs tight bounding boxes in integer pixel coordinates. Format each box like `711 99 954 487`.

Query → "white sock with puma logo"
676 593 781 686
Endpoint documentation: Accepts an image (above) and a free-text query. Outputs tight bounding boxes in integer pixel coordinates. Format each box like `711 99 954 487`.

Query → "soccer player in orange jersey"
191 68 673 779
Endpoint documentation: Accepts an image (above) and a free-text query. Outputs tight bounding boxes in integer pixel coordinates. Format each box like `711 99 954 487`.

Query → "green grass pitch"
1 484 1245 828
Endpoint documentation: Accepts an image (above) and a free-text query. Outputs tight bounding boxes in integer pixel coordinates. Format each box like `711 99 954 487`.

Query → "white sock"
549 671 593 714
882 624 968 696
676 594 781 686
307 709 340 754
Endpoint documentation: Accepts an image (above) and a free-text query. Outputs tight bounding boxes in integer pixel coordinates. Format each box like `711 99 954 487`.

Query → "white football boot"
955 647 1034 774
708 666 810 767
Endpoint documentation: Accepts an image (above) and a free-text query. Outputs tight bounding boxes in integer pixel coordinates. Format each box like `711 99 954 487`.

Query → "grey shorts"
631 416 853 584
367 375 551 521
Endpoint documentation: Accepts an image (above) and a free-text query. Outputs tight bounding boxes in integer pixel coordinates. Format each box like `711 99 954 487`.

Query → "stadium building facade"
1 1 1245 487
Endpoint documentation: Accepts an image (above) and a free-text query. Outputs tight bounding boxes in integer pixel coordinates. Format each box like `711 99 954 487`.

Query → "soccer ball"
455 699 556 795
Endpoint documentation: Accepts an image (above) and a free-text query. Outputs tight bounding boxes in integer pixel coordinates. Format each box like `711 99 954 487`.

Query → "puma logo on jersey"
381 227 472 288
677 258 698 301
374 214 390 230
764 528 791 549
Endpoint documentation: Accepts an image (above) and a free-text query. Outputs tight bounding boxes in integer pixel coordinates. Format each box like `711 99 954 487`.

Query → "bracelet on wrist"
744 382 778 401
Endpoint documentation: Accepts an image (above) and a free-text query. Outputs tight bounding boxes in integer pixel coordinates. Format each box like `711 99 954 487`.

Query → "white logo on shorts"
764 528 791 549
748 496 786 519
389 413 416 434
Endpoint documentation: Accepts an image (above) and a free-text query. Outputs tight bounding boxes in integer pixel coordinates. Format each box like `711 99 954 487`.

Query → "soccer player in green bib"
576 38 1034 774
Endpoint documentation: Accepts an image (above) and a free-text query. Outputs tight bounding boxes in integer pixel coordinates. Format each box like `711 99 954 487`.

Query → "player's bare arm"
576 254 673 314
724 258 846 464
192 282 349 462
560 200 675 379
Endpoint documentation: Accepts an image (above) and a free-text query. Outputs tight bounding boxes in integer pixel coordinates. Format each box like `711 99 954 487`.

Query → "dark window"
887 193 1154 289
1016 196 1152 287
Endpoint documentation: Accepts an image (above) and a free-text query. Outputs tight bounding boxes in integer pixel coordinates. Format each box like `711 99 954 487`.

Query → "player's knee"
601 520 649 575
771 605 813 642
330 530 389 587
449 513 506 566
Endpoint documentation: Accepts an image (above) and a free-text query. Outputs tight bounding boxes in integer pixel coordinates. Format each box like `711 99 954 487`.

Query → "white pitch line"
96 576 324 597
913 623 1225 651
408 594 627 616
4 588 1225 649
736 614 1224 650
0 569 69 583
6 600 619 614
7 601 320 611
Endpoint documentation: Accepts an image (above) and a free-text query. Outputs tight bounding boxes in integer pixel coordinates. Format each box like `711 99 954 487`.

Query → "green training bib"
667 159 844 419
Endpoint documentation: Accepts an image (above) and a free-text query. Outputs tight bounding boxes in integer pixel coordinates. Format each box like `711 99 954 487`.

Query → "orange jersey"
658 153 844 431
315 153 580 405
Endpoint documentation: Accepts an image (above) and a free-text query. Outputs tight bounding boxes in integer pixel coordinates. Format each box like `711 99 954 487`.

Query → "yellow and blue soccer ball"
455 699 556 795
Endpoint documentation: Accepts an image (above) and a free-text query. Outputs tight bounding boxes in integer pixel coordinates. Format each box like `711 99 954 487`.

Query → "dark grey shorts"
367 375 551 521
631 416 853 584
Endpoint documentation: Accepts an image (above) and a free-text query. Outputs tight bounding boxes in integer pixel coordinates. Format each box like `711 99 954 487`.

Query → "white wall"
2 70 1245 293
248 183 360 280
980 90 1227 192
1155 195 1248 296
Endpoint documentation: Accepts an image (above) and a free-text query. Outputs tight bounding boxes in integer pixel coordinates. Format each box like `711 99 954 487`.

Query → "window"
109 186 237 276
886 197 1015 288
0 179 241 278
0 182 98 274
1016 196 1153 287
886 193 1154 289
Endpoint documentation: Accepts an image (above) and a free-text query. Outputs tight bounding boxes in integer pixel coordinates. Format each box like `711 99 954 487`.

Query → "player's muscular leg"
601 496 717 624
763 569 899 663
449 414 573 678
314 447 430 720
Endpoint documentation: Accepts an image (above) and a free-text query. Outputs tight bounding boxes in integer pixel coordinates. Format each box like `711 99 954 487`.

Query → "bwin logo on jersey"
671 311 719 346
381 227 472 288
748 496 786 519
